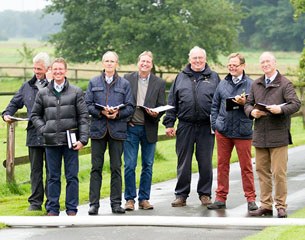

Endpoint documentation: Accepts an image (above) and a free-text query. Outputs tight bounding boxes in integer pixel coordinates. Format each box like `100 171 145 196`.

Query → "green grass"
245 209 305 240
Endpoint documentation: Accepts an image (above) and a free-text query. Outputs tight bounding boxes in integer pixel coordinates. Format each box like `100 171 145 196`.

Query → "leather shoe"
67 211 77 216
47 212 59 216
207 201 226 210
171 197 186 207
88 205 99 215
125 200 135 211
277 208 287 218
249 207 273 217
112 206 125 214
200 195 212 206
248 201 258 211
139 200 154 210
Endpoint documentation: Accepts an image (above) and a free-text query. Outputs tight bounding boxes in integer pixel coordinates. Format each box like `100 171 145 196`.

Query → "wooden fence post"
6 122 15 183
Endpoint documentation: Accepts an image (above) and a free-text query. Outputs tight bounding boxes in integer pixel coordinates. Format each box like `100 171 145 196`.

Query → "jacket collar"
183 63 212 78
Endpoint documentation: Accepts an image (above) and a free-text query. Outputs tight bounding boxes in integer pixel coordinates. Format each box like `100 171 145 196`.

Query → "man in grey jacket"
245 52 301 218
31 58 89 216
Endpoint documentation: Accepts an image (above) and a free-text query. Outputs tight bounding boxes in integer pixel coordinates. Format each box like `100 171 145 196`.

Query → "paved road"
1 145 305 240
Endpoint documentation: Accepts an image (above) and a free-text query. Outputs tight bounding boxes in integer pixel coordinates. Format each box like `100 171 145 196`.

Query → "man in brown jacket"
244 52 301 218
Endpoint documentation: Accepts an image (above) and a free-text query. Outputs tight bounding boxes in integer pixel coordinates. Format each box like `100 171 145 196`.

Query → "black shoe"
207 201 226 210
112 206 125 214
28 205 42 211
248 201 258 211
88 205 99 215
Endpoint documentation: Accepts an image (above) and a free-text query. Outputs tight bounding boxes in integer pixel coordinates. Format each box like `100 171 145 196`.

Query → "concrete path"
1 145 305 240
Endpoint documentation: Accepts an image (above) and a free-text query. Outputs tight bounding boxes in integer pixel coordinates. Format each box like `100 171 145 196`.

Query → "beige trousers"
255 146 288 210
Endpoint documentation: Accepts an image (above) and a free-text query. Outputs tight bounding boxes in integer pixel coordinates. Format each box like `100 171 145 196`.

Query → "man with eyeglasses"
163 46 220 207
208 53 258 212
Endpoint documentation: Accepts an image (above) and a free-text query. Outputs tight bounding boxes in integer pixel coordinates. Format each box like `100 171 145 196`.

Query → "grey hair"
33 52 51 68
102 51 119 62
259 51 276 63
188 46 206 58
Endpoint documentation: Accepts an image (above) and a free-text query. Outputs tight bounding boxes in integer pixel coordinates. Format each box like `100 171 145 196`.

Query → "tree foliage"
17 43 35 67
291 0 305 18
0 10 62 40
45 0 243 70
232 0 305 51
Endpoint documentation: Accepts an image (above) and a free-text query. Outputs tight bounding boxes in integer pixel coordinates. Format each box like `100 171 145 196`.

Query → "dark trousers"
45 146 79 215
175 122 215 199
28 146 48 208
89 134 123 208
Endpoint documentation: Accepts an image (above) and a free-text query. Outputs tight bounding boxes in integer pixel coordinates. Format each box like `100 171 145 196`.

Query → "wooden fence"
2 113 171 183
0 66 303 183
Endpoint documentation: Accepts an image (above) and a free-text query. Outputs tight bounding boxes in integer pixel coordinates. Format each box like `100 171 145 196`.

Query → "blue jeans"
45 146 79 215
124 125 156 201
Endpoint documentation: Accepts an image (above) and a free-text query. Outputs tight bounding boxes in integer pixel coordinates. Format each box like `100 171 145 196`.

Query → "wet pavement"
1 145 305 240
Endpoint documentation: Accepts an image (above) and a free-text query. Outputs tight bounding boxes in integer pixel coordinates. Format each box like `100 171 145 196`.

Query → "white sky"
0 0 49 12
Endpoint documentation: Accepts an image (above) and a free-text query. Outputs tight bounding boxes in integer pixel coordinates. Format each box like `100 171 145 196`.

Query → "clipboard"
225 94 248 111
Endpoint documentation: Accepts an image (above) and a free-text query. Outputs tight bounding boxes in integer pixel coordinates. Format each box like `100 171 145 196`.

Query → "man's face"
189 50 206 72
227 56 245 77
33 61 48 80
137 55 153 75
52 62 67 83
260 53 276 76
102 53 118 75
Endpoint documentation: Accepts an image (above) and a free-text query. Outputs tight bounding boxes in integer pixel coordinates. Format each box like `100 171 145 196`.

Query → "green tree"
45 0 243 70
291 0 305 18
234 0 305 51
17 43 35 67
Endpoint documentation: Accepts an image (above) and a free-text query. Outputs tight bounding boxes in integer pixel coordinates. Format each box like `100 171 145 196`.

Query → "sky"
0 0 49 12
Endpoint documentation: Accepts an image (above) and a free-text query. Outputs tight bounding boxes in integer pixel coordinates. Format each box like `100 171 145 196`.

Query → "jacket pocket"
239 118 253 136
215 116 227 133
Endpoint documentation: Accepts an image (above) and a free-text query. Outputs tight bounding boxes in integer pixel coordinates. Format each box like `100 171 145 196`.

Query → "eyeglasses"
227 64 241 68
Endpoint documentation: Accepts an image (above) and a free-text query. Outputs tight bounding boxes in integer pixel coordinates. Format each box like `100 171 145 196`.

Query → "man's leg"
28 146 45 210
235 138 256 202
124 126 140 202
138 126 156 202
271 146 288 210
175 122 195 199
63 146 79 214
108 137 124 208
255 147 273 210
45 147 63 215
214 132 234 202
195 124 215 198
89 139 107 208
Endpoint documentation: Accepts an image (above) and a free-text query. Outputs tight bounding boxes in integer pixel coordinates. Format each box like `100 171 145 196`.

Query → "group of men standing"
2 46 301 218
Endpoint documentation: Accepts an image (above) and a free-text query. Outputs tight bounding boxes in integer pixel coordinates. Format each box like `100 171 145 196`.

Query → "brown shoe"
171 197 186 207
249 207 273 217
67 211 77 216
277 208 287 218
139 200 154 210
125 200 135 211
200 195 212 206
